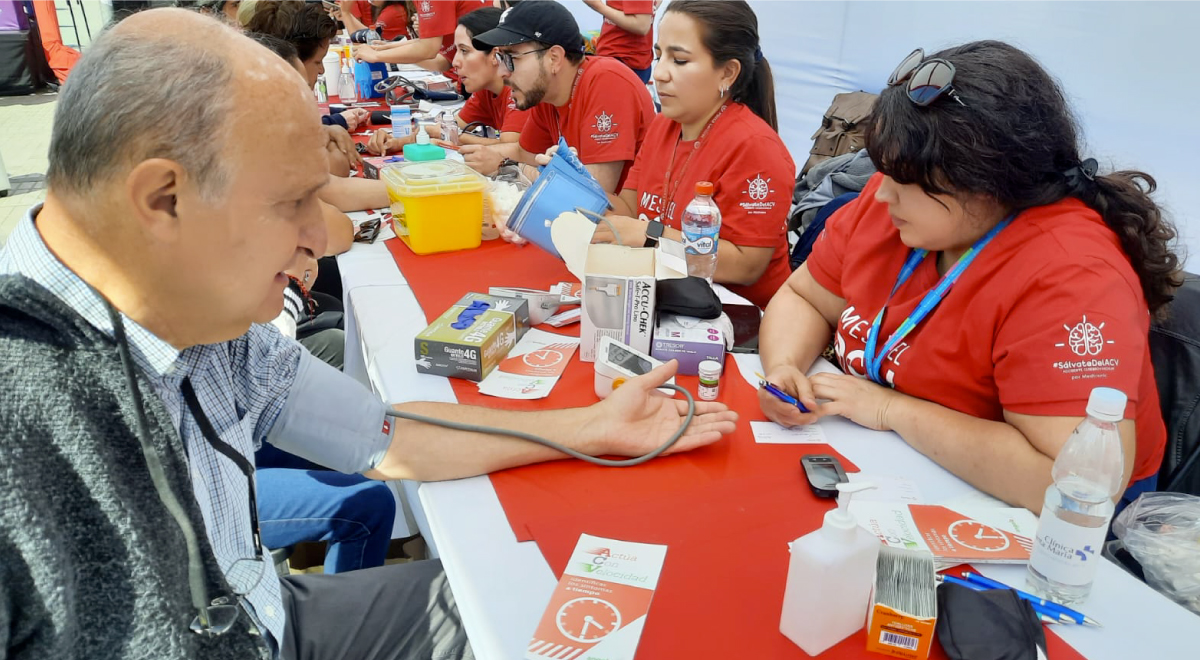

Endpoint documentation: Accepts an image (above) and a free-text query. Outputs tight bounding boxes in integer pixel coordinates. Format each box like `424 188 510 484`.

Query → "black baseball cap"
474 1 584 53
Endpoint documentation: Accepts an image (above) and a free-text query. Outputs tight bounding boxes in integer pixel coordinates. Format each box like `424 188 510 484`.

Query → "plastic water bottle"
681 181 721 282
439 111 461 147
1026 387 1127 605
314 74 328 103
339 60 357 104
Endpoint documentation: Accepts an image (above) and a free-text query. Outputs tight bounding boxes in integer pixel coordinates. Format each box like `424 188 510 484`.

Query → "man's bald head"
45 8 308 205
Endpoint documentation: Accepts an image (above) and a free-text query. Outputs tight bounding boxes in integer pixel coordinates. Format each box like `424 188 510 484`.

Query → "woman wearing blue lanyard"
757 41 1181 513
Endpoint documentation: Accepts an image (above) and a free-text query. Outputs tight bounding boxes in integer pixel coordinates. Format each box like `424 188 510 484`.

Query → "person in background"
468 0 654 190
366 7 530 169
243 0 369 148
330 0 410 41
757 40 1179 514
0 9 738 658
583 0 654 83
353 0 487 84
581 0 792 309
175 0 240 23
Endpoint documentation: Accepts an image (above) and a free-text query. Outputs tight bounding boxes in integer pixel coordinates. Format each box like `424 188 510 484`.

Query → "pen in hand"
754 371 811 414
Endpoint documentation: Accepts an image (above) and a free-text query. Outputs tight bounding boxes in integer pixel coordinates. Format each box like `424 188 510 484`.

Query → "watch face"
555 597 622 644
947 519 1011 552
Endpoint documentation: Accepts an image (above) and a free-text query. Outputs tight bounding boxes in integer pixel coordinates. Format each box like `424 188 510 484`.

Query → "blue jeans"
256 443 396 574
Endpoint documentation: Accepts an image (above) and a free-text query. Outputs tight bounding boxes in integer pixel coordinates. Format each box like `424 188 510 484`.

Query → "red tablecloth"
383 213 1085 660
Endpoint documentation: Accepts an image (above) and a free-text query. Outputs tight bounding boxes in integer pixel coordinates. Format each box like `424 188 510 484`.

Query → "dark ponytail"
665 0 777 132
864 40 1182 315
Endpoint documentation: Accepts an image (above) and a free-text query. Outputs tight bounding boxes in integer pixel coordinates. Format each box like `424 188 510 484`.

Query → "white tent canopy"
563 0 1200 269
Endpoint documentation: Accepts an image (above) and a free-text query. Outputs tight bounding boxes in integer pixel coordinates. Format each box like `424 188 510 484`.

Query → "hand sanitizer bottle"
780 482 880 656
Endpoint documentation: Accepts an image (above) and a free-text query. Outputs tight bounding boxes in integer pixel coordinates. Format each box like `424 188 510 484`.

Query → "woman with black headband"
757 40 1180 513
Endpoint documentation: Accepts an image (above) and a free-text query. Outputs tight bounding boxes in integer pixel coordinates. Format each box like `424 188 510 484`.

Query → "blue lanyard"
863 214 1015 384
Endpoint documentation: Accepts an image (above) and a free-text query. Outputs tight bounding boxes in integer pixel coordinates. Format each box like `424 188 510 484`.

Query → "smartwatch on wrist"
643 220 665 248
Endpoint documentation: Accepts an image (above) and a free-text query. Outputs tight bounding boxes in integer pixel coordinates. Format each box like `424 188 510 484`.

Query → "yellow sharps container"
381 160 487 255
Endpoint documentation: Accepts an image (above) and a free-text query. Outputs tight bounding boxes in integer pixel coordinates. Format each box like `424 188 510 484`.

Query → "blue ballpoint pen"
963 572 1102 627
938 575 1066 625
755 376 811 414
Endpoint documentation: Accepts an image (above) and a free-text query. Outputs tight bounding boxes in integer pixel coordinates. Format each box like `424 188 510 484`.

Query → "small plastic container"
402 125 445 162
697 360 722 400
381 160 487 255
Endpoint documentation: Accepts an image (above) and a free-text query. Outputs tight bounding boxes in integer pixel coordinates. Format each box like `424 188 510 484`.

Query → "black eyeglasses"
494 46 552 73
887 48 967 107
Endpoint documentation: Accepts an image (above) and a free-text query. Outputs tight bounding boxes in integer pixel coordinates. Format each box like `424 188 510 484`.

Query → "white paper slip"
847 473 924 503
478 328 579 400
750 420 828 444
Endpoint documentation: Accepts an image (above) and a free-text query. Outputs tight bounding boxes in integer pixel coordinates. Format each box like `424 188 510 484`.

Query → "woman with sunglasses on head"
758 41 1180 513
587 0 794 309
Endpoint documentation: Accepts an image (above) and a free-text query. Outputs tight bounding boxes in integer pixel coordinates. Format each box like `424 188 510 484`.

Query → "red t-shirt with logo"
624 104 794 308
414 0 486 81
458 85 529 134
807 174 1166 482
596 0 654 70
519 57 655 190
349 0 409 41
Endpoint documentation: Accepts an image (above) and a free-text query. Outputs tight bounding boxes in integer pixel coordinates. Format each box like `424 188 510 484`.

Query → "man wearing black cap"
463 0 654 192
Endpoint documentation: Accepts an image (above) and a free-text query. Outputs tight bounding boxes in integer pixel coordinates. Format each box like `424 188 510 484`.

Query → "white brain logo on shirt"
421 0 433 13
595 111 614 133
747 174 770 201
1061 315 1111 356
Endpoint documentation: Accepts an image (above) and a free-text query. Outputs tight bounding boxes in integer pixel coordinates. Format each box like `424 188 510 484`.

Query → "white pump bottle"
780 481 881 656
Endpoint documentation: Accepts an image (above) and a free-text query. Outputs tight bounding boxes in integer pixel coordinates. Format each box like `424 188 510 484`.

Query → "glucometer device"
594 336 673 399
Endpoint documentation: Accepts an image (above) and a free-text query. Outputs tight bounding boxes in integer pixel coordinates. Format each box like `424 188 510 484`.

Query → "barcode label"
880 630 919 651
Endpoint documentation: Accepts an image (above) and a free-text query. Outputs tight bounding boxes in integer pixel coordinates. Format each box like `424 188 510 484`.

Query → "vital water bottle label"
683 229 718 256
1028 510 1109 586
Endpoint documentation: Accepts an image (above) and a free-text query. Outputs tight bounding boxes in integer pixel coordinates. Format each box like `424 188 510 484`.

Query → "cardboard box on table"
550 215 689 363
415 293 530 382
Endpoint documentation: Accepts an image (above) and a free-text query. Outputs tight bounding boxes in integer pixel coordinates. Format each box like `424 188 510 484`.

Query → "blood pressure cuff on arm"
264 351 393 474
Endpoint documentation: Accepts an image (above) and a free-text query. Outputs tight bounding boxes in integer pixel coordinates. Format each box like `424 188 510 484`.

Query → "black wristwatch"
643 220 665 248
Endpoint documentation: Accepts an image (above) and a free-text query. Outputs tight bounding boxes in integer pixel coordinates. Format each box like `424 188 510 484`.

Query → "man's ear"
124 158 185 243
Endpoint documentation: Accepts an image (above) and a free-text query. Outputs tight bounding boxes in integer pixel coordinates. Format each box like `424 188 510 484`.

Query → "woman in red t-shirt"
757 41 1181 513
589 0 793 309
333 0 410 42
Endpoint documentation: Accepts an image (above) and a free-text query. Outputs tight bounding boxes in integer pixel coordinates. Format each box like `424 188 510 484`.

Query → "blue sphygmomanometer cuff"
265 351 392 474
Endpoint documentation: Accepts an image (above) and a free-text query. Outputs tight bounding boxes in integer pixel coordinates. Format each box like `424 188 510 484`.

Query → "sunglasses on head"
887 48 967 107
494 46 553 73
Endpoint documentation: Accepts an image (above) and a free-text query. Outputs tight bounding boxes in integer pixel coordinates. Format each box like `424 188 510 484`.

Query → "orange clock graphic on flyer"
499 341 576 377
556 597 622 644
523 349 565 369
947 519 1011 552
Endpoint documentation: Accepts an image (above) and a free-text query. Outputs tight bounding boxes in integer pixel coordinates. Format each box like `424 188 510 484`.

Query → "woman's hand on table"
339 107 370 132
757 364 820 428
590 213 647 247
596 360 739 456
809 372 901 432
